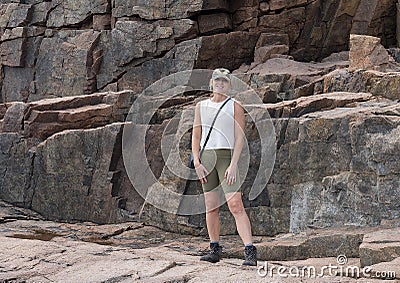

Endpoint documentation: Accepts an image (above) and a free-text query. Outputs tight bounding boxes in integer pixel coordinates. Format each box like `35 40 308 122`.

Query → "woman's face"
212 78 230 94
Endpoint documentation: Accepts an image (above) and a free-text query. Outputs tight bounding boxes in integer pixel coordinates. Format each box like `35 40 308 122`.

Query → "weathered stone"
0 3 31 28
47 0 109 27
96 19 197 90
110 20 187 67
0 35 26 67
230 0 258 12
258 7 305 45
398 1 400 47
232 7 258 26
0 133 34 206
350 0 378 35
1 101 26 132
112 0 204 20
359 228 400 267
293 0 397 61
1 194 399 282
269 0 308 11
255 83 281 103
30 123 124 223
259 2 269 13
0 0 400 244
198 13 231 34
30 1 52 25
388 48 400 63
93 14 111 31
323 69 400 100
256 33 290 48
34 30 101 99
321 51 349 63
288 104 400 231
247 58 349 101
170 19 198 42
0 26 24 41
349 34 391 71
111 21 159 66
1 66 35 102
196 32 259 70
23 91 135 140
115 38 200 93
1 32 42 102
254 45 289 64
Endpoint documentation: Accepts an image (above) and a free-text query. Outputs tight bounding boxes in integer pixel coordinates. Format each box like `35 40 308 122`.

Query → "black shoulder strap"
200 97 232 157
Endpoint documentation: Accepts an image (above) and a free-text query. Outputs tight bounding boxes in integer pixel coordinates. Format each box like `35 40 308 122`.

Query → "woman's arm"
192 102 202 167
225 100 245 185
231 100 245 165
192 102 209 183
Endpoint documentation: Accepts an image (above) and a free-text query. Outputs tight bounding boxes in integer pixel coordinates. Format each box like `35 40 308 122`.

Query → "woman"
191 68 257 266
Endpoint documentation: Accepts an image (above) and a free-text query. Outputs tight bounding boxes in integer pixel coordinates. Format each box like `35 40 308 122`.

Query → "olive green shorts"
201 149 241 194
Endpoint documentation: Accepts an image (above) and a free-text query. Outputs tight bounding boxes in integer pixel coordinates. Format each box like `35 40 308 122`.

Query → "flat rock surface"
0 202 398 282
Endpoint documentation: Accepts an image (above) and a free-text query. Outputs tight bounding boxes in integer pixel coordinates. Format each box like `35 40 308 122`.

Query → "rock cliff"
0 0 399 246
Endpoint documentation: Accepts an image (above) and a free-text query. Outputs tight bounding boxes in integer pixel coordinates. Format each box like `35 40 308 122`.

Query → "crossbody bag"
189 97 232 169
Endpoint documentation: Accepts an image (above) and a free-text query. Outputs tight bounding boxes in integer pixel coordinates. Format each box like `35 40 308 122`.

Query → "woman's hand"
195 163 209 184
224 163 237 185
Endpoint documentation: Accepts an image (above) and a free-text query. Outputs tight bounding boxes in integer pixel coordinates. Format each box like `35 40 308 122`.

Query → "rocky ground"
1 201 398 283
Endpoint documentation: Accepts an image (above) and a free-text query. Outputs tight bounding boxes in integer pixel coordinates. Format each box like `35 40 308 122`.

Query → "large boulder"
349 34 391 71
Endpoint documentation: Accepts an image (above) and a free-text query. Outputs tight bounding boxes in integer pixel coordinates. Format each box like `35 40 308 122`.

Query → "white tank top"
200 98 235 150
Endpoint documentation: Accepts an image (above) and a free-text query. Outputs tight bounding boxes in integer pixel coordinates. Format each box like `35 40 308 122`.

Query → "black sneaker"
200 242 222 263
242 245 257 266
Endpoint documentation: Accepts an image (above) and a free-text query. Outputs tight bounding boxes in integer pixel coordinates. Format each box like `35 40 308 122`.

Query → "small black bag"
188 152 195 169
189 97 231 169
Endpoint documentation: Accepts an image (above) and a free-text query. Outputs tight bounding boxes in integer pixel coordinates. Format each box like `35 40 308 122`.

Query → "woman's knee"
206 207 219 216
228 199 244 215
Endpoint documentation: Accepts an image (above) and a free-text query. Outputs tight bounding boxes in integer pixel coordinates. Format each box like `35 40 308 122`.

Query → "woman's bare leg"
204 191 221 242
225 192 252 245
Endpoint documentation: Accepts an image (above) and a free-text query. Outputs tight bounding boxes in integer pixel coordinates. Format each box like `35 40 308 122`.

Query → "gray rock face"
292 0 397 61
0 30 26 67
139 92 399 236
34 30 101 99
0 91 164 224
31 123 126 223
112 0 203 20
46 0 109 28
0 133 34 206
0 0 399 247
288 103 400 232
0 3 31 28
0 0 398 100
96 19 197 92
